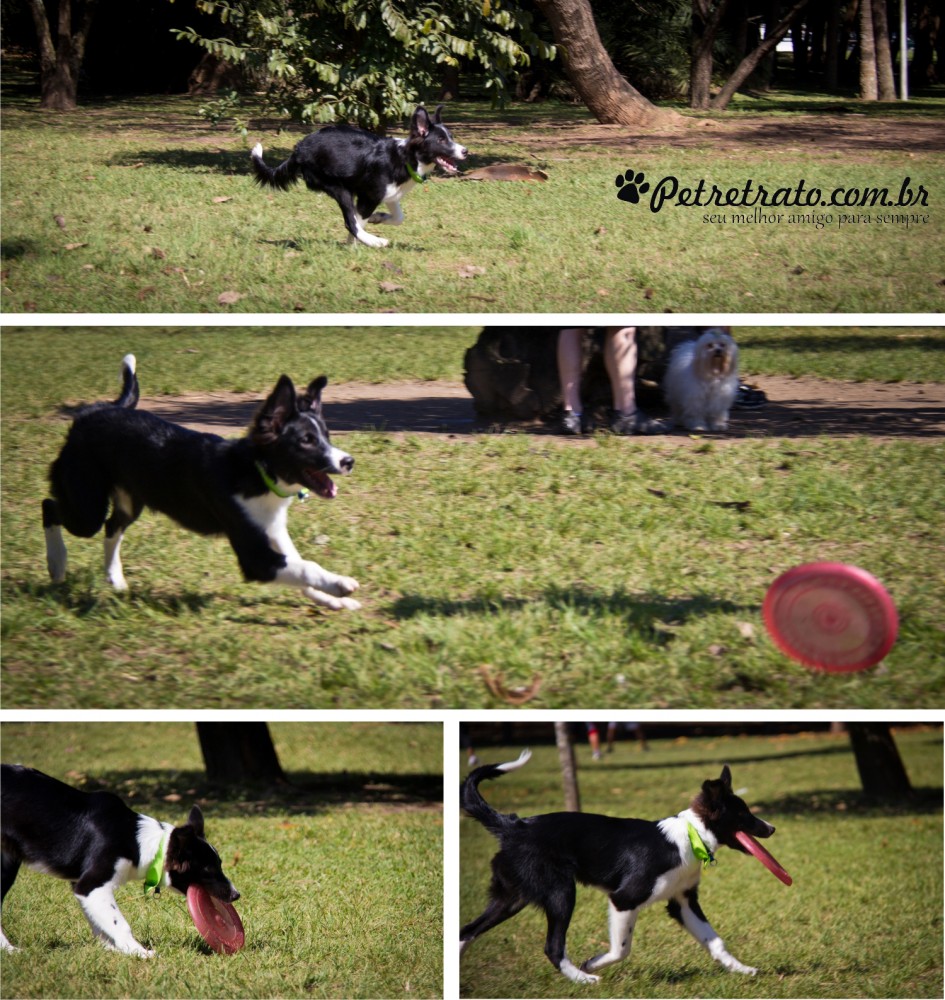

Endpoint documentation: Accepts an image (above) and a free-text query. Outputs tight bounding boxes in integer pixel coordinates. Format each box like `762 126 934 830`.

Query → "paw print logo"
615 169 649 204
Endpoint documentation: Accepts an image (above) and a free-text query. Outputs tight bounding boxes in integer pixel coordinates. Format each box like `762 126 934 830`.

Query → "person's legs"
557 329 586 433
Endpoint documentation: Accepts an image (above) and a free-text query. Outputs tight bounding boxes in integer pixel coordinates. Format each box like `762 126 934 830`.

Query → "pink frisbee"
734 830 792 886
763 562 898 672
186 884 245 955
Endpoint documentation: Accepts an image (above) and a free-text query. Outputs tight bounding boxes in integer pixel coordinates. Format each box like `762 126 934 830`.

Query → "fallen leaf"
457 265 486 279
643 288 654 299
64 242 88 251
149 247 167 260
212 196 233 204
711 500 751 511
53 214 67 230
136 286 156 300
736 621 756 640
479 665 542 705
379 281 404 293
217 290 243 305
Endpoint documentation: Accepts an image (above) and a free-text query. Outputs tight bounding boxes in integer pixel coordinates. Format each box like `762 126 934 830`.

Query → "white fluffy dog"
664 329 739 431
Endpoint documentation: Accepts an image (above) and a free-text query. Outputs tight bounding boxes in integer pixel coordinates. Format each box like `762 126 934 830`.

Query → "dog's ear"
252 375 296 445
298 375 328 414
701 765 733 802
432 103 444 124
411 105 432 137
186 804 206 839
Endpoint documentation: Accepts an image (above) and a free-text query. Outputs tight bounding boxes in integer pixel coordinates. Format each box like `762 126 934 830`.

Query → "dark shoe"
560 411 584 435
734 383 767 409
610 411 669 435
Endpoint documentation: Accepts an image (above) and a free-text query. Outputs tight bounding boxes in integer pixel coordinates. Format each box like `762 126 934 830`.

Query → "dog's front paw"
303 587 361 611
332 575 359 597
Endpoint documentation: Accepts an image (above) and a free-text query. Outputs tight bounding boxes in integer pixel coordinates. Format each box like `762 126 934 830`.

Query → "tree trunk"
859 0 879 98
710 0 811 110
825 0 841 90
872 0 898 99
847 723 912 798
690 0 731 109
554 722 581 811
26 0 98 111
196 722 288 786
533 0 680 125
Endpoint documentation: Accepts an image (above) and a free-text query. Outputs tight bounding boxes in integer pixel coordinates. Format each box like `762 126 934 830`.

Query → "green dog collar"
406 161 426 185
143 832 168 895
256 461 308 501
687 822 716 870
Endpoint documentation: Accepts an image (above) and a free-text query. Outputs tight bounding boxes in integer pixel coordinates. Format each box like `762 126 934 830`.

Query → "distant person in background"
557 328 668 435
607 721 648 753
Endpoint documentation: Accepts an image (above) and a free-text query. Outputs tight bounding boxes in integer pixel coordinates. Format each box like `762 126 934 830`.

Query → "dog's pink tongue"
306 470 337 499
734 830 793 886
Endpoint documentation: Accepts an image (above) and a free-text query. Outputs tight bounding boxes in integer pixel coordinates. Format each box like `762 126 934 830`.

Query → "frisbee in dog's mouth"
734 830 792 886
187 884 245 954
303 469 337 499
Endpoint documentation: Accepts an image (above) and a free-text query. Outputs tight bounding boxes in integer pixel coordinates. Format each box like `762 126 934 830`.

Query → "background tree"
196 722 287 785
554 722 581 811
174 0 553 132
690 0 730 109
846 723 913 798
26 0 99 110
532 0 681 124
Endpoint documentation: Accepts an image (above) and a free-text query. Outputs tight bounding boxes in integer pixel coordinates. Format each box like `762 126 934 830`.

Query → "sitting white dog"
664 329 739 431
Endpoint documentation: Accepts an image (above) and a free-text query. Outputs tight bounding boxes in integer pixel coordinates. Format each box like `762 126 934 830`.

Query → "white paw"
251 143 263 158
332 575 359 597
357 231 389 248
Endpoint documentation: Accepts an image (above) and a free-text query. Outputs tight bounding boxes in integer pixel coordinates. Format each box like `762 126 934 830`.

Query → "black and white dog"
1 764 238 957
251 104 467 248
461 751 775 984
42 354 360 611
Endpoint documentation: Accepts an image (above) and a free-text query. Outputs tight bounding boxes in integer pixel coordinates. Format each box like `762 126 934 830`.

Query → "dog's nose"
230 888 241 902
340 454 354 474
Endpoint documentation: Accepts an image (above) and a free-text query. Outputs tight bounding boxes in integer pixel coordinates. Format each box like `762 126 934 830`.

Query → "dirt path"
142 375 945 441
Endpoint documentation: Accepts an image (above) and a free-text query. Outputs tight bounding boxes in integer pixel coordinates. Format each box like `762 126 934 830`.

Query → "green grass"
2 329 944 709
0 720 443 999
459 728 944 998
1 93 944 312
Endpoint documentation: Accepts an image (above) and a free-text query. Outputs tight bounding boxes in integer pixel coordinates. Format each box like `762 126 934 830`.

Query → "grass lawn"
459 727 944 999
0 720 443 1000
1 90 944 313
2 328 944 710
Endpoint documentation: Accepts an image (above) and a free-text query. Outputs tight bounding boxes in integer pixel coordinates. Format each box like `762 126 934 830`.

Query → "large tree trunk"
872 0 898 99
846 723 912 798
690 0 731 109
711 0 811 109
26 0 98 111
859 0 879 98
196 722 288 786
533 0 680 125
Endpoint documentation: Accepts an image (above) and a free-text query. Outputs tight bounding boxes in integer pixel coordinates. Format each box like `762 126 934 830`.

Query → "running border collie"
250 104 467 248
1 764 238 957
42 354 360 611
460 751 775 984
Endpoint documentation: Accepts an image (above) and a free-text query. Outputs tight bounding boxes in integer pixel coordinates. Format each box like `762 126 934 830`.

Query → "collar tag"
687 822 716 870
256 461 308 501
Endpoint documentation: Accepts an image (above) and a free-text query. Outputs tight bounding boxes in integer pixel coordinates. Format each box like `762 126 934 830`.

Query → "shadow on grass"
755 786 943 817
392 586 750 629
6 579 215 618
78 768 443 817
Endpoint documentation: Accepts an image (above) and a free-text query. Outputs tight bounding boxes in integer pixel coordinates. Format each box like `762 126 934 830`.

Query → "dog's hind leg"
42 499 68 583
103 488 139 591
668 887 757 975
543 882 600 984
460 895 527 955
581 898 638 974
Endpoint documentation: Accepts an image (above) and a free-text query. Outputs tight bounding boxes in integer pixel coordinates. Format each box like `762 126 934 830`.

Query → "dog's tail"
250 143 300 191
113 353 139 408
461 749 531 837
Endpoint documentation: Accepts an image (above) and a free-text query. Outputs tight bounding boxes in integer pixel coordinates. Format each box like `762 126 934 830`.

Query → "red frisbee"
734 830 793 886
186 884 245 955
763 562 898 672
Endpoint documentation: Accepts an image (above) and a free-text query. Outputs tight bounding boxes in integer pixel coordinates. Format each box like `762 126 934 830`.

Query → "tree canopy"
174 0 554 130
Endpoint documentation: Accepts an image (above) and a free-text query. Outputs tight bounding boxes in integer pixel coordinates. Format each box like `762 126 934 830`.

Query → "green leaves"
175 0 553 130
